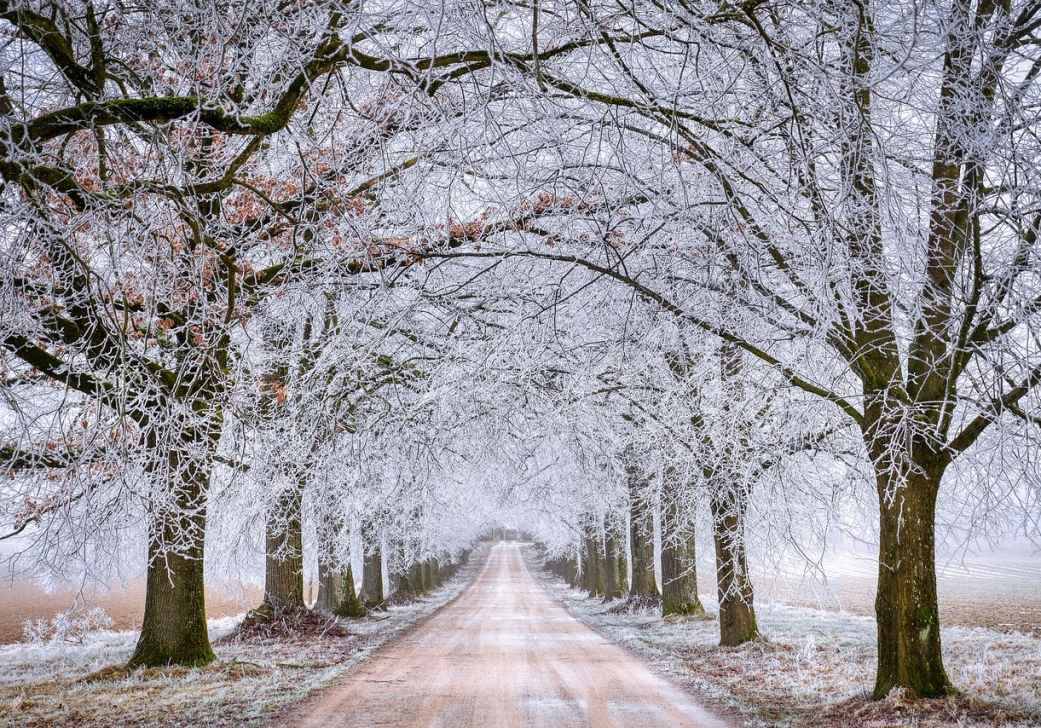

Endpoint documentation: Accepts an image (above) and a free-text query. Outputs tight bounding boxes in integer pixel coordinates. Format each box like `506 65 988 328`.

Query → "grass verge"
0 553 482 728
535 561 1041 727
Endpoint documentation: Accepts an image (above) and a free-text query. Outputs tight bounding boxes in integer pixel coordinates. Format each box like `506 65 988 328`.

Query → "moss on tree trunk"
333 564 366 618
711 484 758 646
872 464 952 698
602 530 625 601
564 555 579 587
583 530 605 597
629 493 658 599
316 559 342 612
661 491 704 617
417 560 428 591
263 486 305 612
408 562 427 595
127 457 214 669
359 546 385 609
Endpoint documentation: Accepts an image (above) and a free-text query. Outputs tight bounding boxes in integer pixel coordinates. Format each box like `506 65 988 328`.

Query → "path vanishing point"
277 542 730 728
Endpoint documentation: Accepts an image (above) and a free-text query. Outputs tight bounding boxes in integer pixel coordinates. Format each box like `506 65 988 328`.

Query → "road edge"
264 542 493 728
520 545 745 728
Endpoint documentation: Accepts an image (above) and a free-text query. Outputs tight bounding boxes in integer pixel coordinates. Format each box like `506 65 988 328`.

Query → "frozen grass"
539 575 1041 727
0 555 481 728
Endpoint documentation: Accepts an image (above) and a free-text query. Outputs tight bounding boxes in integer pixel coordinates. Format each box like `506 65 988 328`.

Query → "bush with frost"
22 608 114 646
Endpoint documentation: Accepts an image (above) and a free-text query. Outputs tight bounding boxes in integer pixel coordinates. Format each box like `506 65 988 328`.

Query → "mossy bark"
316 559 343 613
359 546 384 609
421 560 434 592
127 456 214 669
629 491 658 599
872 463 951 698
661 493 704 617
408 562 427 595
396 573 411 593
616 547 627 592
711 484 758 646
564 555 580 587
583 533 604 598
263 485 305 612
602 530 625 601
333 565 366 618
316 517 346 612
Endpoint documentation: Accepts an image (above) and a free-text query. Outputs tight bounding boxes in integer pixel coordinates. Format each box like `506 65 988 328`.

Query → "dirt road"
277 542 729 728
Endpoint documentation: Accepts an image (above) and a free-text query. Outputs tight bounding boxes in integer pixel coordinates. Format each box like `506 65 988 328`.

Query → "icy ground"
541 576 1041 728
0 555 481 728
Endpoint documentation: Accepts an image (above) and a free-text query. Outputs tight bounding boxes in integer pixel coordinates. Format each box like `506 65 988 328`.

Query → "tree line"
1 0 1040 702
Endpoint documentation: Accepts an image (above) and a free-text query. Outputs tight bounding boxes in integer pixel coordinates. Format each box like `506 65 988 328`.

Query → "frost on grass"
0 564 476 728
542 577 1041 728
21 607 116 647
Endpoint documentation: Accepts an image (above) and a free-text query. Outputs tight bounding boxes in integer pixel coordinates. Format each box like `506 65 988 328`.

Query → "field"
753 539 1041 637
0 578 261 645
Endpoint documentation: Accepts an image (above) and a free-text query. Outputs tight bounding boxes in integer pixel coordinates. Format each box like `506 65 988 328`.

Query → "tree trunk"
595 540 607 596
263 485 305 613
316 517 345 612
661 493 704 617
602 530 625 601
564 554 579 587
616 542 627 592
396 570 411 594
711 484 758 646
316 559 342 612
872 463 951 698
583 533 604 598
409 562 426 595
629 489 658 599
127 454 215 668
421 559 433 592
333 564 366 618
386 542 405 596
358 545 384 609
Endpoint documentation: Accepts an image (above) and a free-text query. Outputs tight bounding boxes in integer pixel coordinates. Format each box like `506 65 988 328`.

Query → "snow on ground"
748 536 1041 636
539 575 1041 727
0 550 483 728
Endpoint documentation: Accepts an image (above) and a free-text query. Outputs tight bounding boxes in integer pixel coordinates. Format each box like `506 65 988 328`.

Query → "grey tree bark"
262 483 305 613
602 528 626 601
627 458 659 599
358 545 385 610
661 471 704 617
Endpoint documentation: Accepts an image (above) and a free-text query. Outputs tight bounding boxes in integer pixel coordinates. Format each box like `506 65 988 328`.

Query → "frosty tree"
0 0 445 666
444 0 1041 698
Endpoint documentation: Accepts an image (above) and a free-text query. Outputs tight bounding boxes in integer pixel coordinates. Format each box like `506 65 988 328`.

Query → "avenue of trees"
1 0 1040 702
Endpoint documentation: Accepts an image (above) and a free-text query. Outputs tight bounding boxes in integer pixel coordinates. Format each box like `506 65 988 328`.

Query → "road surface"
277 542 729 728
